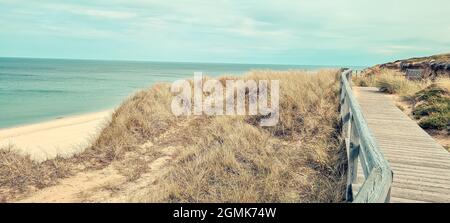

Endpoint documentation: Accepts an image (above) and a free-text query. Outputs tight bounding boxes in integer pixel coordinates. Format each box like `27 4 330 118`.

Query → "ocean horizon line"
0 56 370 68
0 57 367 129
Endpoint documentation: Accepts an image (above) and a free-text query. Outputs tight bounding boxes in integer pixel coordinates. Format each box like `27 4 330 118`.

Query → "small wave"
0 72 38 77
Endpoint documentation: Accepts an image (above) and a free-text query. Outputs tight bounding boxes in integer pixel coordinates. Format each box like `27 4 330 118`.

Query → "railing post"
346 69 352 84
341 94 351 140
345 114 354 201
346 116 361 201
339 69 393 203
349 117 360 184
339 79 346 114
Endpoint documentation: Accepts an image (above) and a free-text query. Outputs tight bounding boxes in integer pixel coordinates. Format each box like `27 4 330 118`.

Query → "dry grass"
353 73 377 87
72 83 176 168
355 69 428 96
0 147 71 201
436 77 450 92
0 83 181 201
135 70 347 202
0 69 346 202
405 53 450 63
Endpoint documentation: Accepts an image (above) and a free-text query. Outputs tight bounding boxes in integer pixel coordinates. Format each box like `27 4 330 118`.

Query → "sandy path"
0 110 112 162
16 145 177 203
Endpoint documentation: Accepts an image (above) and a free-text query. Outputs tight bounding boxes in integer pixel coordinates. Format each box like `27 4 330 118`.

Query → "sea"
0 57 365 128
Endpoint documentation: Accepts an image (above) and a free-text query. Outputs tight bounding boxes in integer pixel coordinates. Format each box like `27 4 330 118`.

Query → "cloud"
0 0 449 64
45 3 137 20
372 45 431 55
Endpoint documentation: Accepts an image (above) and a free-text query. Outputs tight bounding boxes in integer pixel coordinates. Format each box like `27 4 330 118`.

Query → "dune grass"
355 68 450 142
436 77 450 92
354 69 428 96
1 69 347 202
137 70 346 202
0 147 71 201
404 53 450 63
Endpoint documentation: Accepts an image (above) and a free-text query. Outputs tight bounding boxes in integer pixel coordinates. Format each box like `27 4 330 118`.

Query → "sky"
0 0 449 66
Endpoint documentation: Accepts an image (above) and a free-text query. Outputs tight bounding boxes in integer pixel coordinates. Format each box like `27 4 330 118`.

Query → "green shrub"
418 113 450 130
412 85 450 132
413 97 450 118
414 86 448 101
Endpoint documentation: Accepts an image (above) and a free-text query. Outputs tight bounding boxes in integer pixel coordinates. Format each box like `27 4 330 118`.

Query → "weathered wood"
346 116 360 200
354 87 450 203
349 120 360 184
340 69 393 203
357 144 371 178
353 167 391 203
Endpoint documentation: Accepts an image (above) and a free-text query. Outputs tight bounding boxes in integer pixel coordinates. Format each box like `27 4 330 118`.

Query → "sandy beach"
0 110 112 162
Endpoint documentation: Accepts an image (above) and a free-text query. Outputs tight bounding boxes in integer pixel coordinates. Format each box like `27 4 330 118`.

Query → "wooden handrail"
340 69 393 203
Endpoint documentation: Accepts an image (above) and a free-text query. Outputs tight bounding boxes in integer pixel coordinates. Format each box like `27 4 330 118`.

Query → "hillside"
365 53 450 79
1 70 347 203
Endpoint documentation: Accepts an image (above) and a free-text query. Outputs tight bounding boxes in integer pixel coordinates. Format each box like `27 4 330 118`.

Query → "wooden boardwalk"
354 87 450 203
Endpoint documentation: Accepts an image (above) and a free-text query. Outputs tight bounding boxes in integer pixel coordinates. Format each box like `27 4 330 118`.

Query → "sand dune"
0 110 112 162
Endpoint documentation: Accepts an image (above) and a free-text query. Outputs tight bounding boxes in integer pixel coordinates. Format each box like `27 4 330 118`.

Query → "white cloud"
45 3 137 19
372 45 431 55
40 24 120 39
1 0 449 63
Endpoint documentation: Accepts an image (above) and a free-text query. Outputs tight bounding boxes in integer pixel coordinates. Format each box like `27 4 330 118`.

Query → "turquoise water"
0 57 364 128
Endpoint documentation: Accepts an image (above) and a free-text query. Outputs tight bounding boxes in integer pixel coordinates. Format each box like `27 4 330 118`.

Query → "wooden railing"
339 69 393 203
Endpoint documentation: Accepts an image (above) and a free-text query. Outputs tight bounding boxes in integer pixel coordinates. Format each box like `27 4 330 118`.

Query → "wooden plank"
390 197 429 203
393 179 450 193
389 163 450 175
391 187 450 203
354 86 450 203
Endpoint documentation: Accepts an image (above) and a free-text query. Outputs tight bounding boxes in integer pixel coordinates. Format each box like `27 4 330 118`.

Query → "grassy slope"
0 71 345 202
143 70 346 202
396 53 450 63
1 70 347 202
